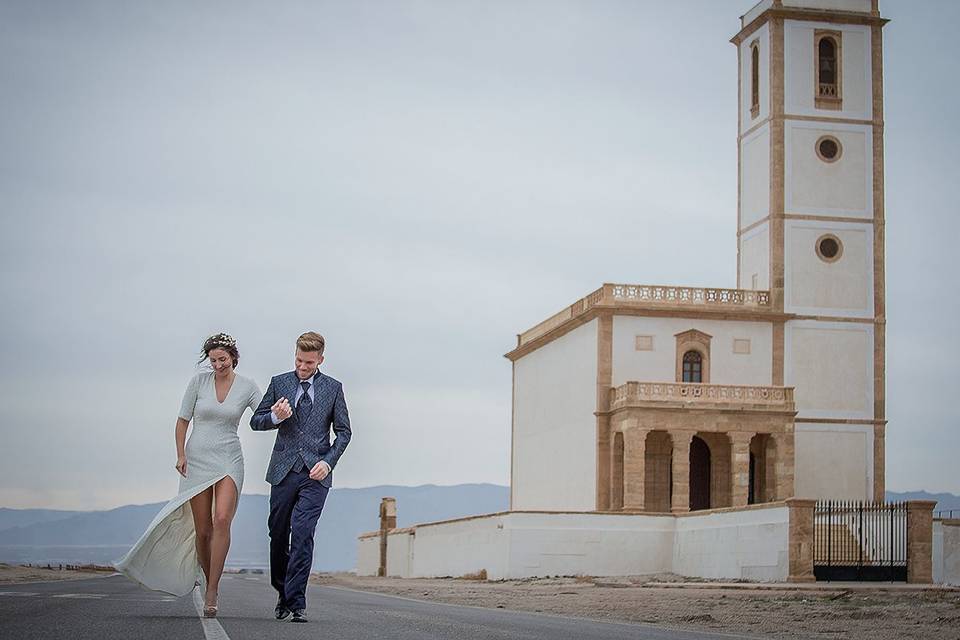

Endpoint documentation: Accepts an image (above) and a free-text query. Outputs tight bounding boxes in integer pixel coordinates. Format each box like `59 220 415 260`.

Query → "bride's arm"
175 374 199 476
175 418 189 477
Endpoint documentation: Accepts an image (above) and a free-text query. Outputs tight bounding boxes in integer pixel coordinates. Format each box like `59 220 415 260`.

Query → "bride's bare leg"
206 476 239 605
189 487 214 585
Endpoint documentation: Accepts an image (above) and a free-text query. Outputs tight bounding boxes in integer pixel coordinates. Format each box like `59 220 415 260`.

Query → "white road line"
51 593 107 599
192 588 231 640
0 592 40 597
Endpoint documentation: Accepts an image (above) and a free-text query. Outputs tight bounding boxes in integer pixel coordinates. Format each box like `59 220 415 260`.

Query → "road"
0 573 760 640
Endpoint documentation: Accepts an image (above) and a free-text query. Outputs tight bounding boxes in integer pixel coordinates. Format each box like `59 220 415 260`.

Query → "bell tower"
732 0 888 500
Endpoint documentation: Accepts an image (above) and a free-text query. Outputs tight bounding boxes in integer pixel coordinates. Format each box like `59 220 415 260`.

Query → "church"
359 0 953 584
510 0 885 514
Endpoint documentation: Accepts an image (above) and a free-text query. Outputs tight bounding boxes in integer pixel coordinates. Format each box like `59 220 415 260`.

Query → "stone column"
907 500 937 583
609 426 624 511
595 313 613 510
873 423 885 502
378 497 397 578
670 431 694 514
730 432 753 508
774 426 796 501
786 498 816 582
623 428 648 511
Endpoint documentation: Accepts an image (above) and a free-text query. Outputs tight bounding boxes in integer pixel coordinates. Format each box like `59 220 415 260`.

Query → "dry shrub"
460 569 488 581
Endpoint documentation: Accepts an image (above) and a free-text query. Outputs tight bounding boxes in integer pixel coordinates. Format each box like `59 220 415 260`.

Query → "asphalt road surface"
0 574 761 640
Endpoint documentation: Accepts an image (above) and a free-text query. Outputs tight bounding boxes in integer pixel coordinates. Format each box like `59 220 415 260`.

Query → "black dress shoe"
290 609 308 623
275 597 290 620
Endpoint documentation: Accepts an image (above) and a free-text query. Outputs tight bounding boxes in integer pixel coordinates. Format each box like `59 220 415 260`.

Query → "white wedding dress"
114 371 262 596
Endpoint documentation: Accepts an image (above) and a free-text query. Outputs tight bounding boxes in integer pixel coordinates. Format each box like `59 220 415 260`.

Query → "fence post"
787 498 817 582
906 500 936 583
378 497 397 578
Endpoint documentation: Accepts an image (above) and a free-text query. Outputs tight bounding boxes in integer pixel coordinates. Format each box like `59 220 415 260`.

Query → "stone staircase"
815 523 867 564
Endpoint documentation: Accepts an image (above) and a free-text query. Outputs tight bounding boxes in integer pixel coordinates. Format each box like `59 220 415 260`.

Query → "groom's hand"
271 397 293 421
309 461 330 482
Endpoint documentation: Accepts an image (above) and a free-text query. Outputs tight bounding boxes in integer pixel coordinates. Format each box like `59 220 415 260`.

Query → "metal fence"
814 500 908 582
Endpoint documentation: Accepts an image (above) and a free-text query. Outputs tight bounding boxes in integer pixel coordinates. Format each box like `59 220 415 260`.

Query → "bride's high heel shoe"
203 593 218 618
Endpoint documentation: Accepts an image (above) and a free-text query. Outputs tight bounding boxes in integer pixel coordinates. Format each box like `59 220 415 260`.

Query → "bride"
115 333 262 617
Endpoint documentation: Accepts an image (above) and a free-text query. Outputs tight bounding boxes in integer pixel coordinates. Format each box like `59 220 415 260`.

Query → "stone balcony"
517 283 772 348
610 381 795 413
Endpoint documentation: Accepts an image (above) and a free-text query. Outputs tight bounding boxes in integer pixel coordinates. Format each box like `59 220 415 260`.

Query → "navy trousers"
268 466 329 611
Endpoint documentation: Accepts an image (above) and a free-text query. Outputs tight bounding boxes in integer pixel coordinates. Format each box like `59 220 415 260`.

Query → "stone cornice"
731 6 888 47
505 283 785 361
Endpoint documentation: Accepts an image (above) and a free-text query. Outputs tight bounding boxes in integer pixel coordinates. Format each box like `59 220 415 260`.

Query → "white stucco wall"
740 223 770 290
782 0 871 11
504 512 674 579
386 530 414 578
933 521 960 586
741 125 771 229
785 320 873 418
356 536 380 576
784 21 872 120
361 505 794 581
673 506 790 581
794 423 872 499
612 316 773 387
512 319 598 511
785 122 873 218
784 219 874 317
740 23 770 132
411 515 510 579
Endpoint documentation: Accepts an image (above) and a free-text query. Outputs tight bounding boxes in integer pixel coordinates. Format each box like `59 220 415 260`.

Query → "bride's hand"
176 456 187 477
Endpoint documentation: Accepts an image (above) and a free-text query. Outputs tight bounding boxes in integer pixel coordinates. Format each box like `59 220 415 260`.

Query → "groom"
251 332 351 623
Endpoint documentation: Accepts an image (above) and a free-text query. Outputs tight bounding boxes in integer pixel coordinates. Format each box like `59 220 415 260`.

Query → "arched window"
815 31 842 109
818 38 837 90
750 43 760 118
682 350 703 383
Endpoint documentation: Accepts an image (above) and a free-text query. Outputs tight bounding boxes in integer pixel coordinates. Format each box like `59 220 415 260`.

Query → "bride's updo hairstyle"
199 332 240 368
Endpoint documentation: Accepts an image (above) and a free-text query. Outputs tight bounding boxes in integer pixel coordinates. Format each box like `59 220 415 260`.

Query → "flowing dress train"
114 371 262 596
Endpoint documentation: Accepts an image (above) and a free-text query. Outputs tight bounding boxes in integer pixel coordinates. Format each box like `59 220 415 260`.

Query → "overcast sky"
1 1 956 510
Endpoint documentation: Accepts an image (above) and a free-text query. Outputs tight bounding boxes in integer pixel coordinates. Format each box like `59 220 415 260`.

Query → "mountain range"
0 484 509 571
1 487 955 571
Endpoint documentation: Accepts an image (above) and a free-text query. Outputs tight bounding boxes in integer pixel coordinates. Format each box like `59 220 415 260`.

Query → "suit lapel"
285 372 300 411
308 373 326 423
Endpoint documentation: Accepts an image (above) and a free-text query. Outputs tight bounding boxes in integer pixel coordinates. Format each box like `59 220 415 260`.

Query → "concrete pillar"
670 431 695 514
623 428 648 510
730 432 753 508
378 497 397 578
786 498 816 582
907 500 937 583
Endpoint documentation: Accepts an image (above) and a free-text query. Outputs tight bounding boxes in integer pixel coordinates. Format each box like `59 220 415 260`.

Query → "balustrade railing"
819 82 838 97
517 283 771 346
610 381 793 409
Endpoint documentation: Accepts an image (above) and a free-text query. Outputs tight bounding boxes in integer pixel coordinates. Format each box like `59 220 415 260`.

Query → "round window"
816 234 843 262
816 135 842 162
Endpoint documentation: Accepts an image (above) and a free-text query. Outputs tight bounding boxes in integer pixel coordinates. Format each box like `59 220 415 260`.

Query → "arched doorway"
689 436 711 511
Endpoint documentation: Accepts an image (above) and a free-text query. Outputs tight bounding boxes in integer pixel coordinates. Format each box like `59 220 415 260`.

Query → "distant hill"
0 508 85 531
0 484 510 571
886 491 960 514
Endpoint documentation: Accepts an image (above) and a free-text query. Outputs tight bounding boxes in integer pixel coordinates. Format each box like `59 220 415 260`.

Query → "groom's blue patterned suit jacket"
250 371 351 487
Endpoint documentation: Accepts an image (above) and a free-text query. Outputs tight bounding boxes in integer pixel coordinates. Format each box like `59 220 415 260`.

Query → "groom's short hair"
297 332 326 355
